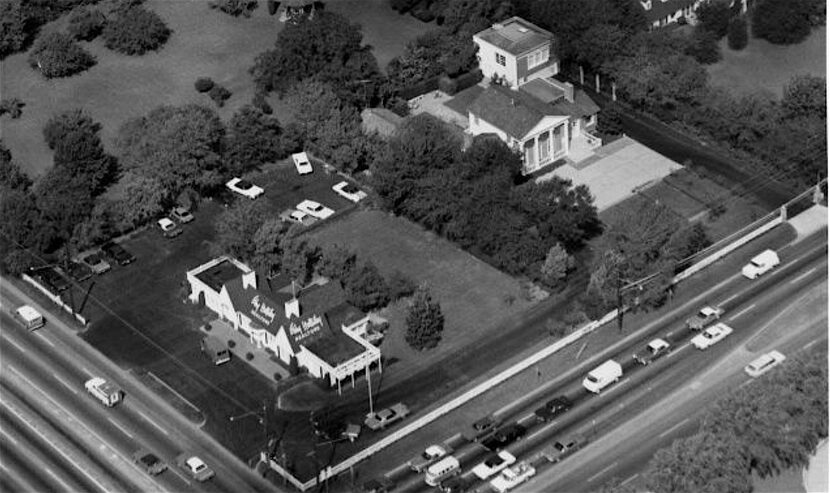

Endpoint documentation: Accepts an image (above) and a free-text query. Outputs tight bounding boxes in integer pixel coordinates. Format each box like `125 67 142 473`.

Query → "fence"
21 273 88 326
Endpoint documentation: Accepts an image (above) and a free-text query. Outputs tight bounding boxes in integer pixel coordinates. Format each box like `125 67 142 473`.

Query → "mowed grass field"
0 0 432 178
707 26 826 98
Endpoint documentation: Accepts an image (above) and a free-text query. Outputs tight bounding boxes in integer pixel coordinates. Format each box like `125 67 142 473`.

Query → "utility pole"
616 276 624 333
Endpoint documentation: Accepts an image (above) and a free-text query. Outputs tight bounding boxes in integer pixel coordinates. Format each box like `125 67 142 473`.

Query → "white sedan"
472 451 516 480
745 350 785 377
225 178 264 199
292 152 313 175
332 181 367 203
691 323 733 350
297 200 334 219
279 209 317 226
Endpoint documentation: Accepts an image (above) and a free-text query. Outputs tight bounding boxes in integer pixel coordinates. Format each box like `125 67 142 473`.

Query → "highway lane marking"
0 428 19 446
137 410 170 436
36 333 55 348
803 339 820 350
719 293 739 306
43 466 73 491
106 417 134 439
5 337 26 354
587 461 618 482
789 267 817 285
621 474 639 486
52 373 78 395
665 342 690 360
659 418 690 438
169 465 192 486
526 420 558 442
728 304 755 322
81 367 92 377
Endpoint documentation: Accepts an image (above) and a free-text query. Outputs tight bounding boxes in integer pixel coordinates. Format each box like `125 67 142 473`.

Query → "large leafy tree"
213 199 268 260
404 286 445 351
752 0 814 45
695 0 733 38
44 109 117 195
250 218 289 276
0 0 26 58
386 28 478 87
117 104 225 196
781 75 826 119
225 105 283 175
33 165 95 242
102 4 171 55
342 261 390 312
441 0 513 34
28 32 96 78
109 172 167 230
0 142 31 191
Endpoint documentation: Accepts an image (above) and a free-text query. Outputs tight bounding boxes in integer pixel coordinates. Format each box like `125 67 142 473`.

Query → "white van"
582 359 623 393
742 249 780 279
424 456 460 486
14 305 45 331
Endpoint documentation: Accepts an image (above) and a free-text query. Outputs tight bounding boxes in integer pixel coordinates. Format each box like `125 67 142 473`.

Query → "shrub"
752 0 813 45
288 357 300 376
246 352 254 360
438 75 458 95
727 17 748 50
102 5 171 55
203 323 212 331
274 373 282 381
208 84 232 107
194 77 215 93
0 98 24 119
252 92 273 114
209 0 258 17
267 0 278 15
68 8 107 41
455 69 483 92
28 32 96 79
404 286 444 350
228 340 236 348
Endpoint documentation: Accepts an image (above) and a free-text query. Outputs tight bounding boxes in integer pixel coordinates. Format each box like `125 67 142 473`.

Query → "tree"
102 4 171 55
68 7 107 41
34 166 95 242
0 0 26 58
213 199 268 260
109 172 167 230
280 238 320 285
43 109 101 150
28 32 96 78
225 105 283 174
781 75 826 119
250 218 289 275
386 28 478 88
684 28 721 65
343 261 390 311
541 243 575 284
440 0 513 34
208 84 232 106
606 48 708 110
0 97 25 118
576 24 627 71
644 432 751 493
45 110 117 196
117 104 225 195
0 142 31 191
317 244 357 280
404 286 444 350
209 0 258 17
752 0 813 45
194 77 215 93
0 188 45 253
695 0 733 38
726 16 748 50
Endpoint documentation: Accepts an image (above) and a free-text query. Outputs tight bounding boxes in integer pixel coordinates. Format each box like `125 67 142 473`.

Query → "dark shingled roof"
474 17 554 56
549 89 600 119
469 84 558 138
195 259 247 292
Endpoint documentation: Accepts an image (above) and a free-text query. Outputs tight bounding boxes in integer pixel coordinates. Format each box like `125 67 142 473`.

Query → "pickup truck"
365 403 409 431
489 461 536 493
686 306 724 330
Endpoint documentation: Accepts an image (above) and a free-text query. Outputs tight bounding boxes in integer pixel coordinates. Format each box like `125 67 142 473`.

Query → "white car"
472 450 516 480
177 455 214 482
292 152 313 175
170 206 194 223
691 323 733 350
297 200 334 219
741 249 780 279
225 177 264 199
745 350 786 377
158 217 182 238
332 181 367 203
279 209 318 226
490 461 536 493
409 444 449 473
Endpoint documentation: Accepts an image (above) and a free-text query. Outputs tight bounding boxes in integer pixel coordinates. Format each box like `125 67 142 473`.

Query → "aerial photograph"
0 0 826 492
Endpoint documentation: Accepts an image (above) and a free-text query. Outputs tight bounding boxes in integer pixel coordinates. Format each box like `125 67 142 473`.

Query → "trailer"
14 305 45 331
84 377 123 407
200 336 230 366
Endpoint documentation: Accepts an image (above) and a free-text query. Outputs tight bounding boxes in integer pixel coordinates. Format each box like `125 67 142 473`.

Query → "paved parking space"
251 158 357 217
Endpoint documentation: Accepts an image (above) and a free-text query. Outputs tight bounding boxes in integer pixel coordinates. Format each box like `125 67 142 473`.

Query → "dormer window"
495 52 506 66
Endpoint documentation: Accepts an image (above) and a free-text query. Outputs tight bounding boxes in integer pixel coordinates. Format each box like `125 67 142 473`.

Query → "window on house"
527 47 550 69
496 53 506 66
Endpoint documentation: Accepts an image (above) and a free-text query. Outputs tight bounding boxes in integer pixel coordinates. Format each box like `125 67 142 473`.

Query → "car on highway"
226 177 264 199
332 181 367 202
534 396 572 422
292 152 313 175
542 435 584 464
364 403 409 430
66 261 93 283
170 206 194 224
490 461 536 493
470 415 501 441
686 306 724 331
742 249 780 279
439 475 474 493
745 350 786 377
409 444 450 473
633 338 671 365
158 217 183 239
691 323 733 350
472 450 516 480
482 423 526 450
362 477 395 493
279 208 318 226
296 199 335 219
79 251 111 275
133 449 167 476
102 241 135 265
176 454 214 482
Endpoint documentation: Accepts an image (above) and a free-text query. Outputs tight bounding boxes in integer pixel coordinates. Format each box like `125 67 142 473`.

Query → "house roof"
643 0 696 22
195 259 248 292
549 89 600 119
474 17 554 56
361 108 404 138
304 315 365 366
469 84 558 138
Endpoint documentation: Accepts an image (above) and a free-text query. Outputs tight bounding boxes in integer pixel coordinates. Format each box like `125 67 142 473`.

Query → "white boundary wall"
21 273 88 326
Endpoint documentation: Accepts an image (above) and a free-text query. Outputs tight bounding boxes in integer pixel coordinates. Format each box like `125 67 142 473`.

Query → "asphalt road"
0 279 283 493
383 235 827 493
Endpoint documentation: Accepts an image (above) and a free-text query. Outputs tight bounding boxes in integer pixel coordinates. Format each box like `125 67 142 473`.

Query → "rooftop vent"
517 27 529 33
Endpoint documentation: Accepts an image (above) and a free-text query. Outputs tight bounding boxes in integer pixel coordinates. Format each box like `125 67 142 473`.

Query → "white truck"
742 249 780 279
582 359 623 393
84 377 123 407
489 461 536 492
14 305 45 331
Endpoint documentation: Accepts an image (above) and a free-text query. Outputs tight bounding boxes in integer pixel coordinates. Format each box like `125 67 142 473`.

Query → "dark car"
38 267 70 292
482 423 526 450
534 396 573 422
543 435 585 464
362 477 395 493
133 449 167 476
470 415 501 441
66 261 93 283
633 339 671 365
441 475 474 493
102 242 135 265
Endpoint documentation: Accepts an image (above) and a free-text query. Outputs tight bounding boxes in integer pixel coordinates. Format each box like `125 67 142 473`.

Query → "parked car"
633 338 671 365
79 251 111 275
691 323 733 350
226 177 264 199
742 249 780 279
133 449 167 476
472 451 516 480
364 403 409 430
292 152 313 175
490 461 536 493
482 423 526 450
686 306 724 331
534 396 572 422
410 444 450 473
745 350 786 377
38 266 70 292
102 242 135 265
176 454 214 482
279 209 318 226
66 261 93 283
332 181 367 202
158 218 183 239
297 199 335 219
170 206 194 223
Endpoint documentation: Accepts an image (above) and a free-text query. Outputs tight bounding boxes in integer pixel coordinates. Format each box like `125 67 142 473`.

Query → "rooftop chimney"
285 297 300 319
242 269 257 290
563 81 574 103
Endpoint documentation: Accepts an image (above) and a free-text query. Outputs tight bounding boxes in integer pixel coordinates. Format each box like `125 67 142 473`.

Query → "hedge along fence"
397 69 483 101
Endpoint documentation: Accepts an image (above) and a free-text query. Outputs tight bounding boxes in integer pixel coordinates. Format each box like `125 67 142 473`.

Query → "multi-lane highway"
0 278 281 493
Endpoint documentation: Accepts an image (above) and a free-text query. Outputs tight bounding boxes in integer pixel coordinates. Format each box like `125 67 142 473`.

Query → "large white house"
466 17 601 174
186 257 381 391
